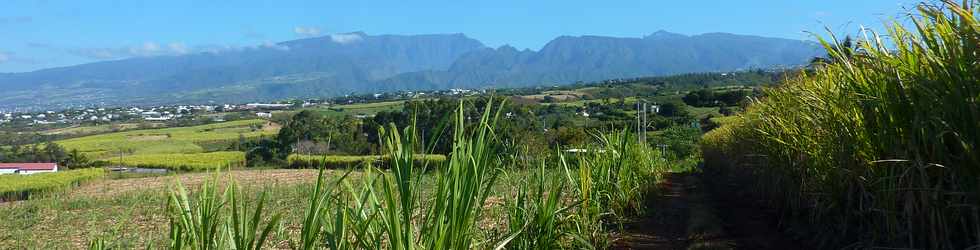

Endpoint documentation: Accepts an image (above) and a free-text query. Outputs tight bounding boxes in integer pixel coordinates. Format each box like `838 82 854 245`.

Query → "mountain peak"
645 30 687 39
497 44 518 51
0 31 823 110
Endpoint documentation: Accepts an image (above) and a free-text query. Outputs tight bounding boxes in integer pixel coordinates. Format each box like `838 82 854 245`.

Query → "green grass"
321 100 407 116
688 106 721 119
41 123 165 136
105 151 246 171
702 2 979 248
56 119 277 159
0 168 105 201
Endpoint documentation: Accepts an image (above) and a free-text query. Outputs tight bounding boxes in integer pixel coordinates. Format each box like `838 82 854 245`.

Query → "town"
0 88 484 131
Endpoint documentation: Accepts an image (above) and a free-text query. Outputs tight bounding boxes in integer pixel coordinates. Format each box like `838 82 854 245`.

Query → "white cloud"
294 26 322 37
69 41 197 60
128 42 161 56
0 52 9 63
330 33 363 44
258 41 290 51
169 43 189 54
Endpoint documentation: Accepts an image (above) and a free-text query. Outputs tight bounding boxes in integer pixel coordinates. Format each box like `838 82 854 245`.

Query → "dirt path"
705 175 810 250
612 172 808 250
611 173 690 250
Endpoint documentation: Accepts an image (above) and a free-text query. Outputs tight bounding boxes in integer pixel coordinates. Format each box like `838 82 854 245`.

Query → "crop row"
104 151 246 171
0 168 105 201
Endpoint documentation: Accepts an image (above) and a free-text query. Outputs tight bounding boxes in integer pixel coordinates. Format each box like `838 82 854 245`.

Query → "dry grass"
70 169 321 199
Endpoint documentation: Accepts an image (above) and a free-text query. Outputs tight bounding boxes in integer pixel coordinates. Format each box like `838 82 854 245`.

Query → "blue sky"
0 0 919 73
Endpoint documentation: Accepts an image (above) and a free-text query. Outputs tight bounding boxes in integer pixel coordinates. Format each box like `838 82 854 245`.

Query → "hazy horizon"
1 0 919 73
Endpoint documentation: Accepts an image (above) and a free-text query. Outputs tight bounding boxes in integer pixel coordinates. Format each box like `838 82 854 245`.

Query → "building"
245 103 291 110
0 163 59 175
256 112 273 118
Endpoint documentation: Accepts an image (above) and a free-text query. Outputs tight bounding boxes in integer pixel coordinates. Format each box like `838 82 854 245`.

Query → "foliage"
0 142 83 168
167 179 280 250
0 168 105 201
681 88 749 107
72 100 672 249
702 2 980 248
657 101 690 118
277 111 373 156
648 125 702 159
502 163 575 249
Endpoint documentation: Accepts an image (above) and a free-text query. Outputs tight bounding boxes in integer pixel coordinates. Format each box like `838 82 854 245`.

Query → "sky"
0 0 921 73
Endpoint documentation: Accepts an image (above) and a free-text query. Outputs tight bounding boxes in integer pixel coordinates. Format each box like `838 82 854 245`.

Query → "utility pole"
642 100 647 143
636 101 642 145
636 100 647 145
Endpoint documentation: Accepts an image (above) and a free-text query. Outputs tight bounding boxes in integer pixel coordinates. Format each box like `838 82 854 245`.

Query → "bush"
0 168 105 201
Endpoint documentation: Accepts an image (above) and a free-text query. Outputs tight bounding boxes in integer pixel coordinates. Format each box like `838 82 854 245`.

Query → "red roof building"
0 163 59 174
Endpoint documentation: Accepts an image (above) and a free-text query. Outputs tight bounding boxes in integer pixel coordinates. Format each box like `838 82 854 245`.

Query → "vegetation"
56 119 277 160
0 168 105 201
702 1 979 248
105 152 246 171
0 141 92 169
54 99 669 249
286 154 446 169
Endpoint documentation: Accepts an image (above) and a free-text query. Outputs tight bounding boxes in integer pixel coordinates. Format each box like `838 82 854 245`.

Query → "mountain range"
0 31 823 110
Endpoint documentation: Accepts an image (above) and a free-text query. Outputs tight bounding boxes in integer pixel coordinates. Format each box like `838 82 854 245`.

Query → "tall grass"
0 168 105 201
702 1 979 248
563 130 667 246
166 178 280 250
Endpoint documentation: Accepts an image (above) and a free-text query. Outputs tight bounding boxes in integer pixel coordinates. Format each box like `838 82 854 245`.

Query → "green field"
56 119 277 159
0 168 105 201
41 123 166 136
106 151 246 171
319 100 407 116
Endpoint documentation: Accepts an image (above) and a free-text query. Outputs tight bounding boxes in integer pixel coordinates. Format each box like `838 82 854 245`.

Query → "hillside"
0 31 821 110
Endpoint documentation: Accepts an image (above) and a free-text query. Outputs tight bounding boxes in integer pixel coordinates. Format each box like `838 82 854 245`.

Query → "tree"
658 102 690 118
43 142 67 164
277 110 326 154
65 149 90 169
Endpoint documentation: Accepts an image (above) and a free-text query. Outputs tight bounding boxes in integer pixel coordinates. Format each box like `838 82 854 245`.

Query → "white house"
256 112 273 118
0 163 59 175
246 103 290 110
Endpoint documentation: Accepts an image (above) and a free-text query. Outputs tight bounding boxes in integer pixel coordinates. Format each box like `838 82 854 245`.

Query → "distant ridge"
0 31 821 110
